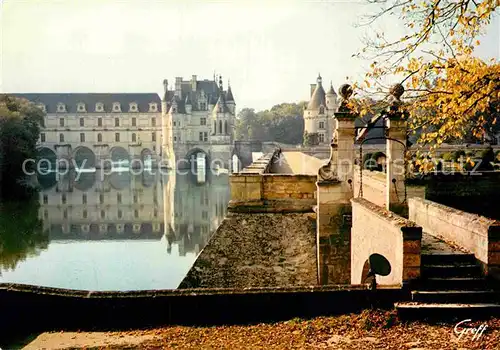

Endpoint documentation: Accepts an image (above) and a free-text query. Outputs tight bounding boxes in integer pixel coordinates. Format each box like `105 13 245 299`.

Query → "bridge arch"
74 172 96 191
36 147 57 172
185 148 210 171
109 171 131 191
110 146 130 166
73 146 96 169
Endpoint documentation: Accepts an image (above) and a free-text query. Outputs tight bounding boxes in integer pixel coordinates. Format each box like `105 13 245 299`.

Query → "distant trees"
235 102 306 145
0 95 44 200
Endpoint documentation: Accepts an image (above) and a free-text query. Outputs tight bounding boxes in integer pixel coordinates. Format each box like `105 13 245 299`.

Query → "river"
0 168 230 291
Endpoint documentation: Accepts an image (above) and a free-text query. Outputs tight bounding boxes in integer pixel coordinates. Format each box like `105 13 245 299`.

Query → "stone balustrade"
409 197 500 279
351 198 422 286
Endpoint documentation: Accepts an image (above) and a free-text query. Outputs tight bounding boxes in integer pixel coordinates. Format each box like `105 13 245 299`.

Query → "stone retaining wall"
351 198 422 286
178 212 317 289
409 197 500 279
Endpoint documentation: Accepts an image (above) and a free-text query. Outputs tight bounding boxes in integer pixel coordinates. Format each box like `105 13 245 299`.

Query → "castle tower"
304 74 335 145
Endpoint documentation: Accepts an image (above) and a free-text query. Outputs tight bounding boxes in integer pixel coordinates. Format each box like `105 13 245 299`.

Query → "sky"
1 0 499 111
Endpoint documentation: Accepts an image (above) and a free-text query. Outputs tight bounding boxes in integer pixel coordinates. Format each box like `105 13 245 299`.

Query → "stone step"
421 253 476 265
396 302 500 321
421 264 483 278
412 290 500 304
419 277 489 290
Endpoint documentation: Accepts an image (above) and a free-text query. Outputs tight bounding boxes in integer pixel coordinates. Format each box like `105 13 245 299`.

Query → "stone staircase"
396 233 500 320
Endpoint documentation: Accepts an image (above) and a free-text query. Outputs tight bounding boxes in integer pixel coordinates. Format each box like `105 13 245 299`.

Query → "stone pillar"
316 84 356 285
385 84 407 212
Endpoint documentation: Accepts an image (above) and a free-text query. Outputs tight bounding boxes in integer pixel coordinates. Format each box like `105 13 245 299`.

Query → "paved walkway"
271 151 325 175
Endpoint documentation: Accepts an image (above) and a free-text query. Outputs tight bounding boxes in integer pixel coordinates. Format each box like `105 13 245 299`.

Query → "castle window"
43 194 48 204
101 210 105 219
115 118 120 127
57 103 66 113
98 118 102 127
151 117 156 127
173 121 176 127
129 103 138 112
83 210 87 219
63 209 68 219
80 133 85 142
224 120 228 135
62 193 66 204
59 118 64 127
77 103 86 112
319 106 325 114
133 194 138 203
80 118 84 127
117 193 122 203
319 133 325 143
219 120 222 134
118 210 123 219
200 117 206 126
200 102 206 110
132 117 136 127
95 102 104 112
319 121 325 129
40 133 46 142
199 132 203 141
152 132 156 142
82 194 87 204
174 136 177 142
112 102 121 112
149 103 158 112
99 194 104 204
132 133 136 142
115 133 120 142
134 209 139 218
59 133 65 142
97 133 102 142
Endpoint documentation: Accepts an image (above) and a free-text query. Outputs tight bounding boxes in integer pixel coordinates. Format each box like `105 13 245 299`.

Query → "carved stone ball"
390 83 405 100
339 84 353 100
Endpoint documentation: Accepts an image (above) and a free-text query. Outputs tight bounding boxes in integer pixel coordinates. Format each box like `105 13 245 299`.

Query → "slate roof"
8 93 161 113
307 81 326 110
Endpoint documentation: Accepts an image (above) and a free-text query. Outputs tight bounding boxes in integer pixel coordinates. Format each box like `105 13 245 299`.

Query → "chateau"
11 74 236 170
303 74 339 146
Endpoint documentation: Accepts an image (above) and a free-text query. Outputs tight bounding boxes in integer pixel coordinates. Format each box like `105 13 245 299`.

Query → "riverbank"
18 310 500 349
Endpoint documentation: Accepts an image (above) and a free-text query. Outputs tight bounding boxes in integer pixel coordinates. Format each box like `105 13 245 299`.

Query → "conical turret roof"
307 74 326 110
226 85 235 103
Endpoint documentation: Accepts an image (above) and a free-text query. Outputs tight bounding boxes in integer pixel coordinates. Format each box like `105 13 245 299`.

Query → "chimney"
191 75 197 91
175 77 182 99
310 84 316 97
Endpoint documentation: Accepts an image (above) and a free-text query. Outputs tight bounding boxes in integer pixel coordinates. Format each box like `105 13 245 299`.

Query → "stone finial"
337 84 353 113
163 79 168 92
387 83 405 116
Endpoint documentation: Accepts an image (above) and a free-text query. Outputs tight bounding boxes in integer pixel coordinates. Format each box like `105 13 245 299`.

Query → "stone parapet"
351 198 422 286
409 197 500 279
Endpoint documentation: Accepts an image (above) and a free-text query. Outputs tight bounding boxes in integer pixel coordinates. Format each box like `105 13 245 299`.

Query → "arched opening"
36 147 57 172
110 147 130 168
218 120 223 134
141 148 153 169
73 171 96 191
224 120 228 135
109 171 131 191
73 146 96 169
213 120 216 135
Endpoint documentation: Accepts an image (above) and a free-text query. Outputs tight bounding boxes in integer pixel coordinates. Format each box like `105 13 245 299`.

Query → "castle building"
10 93 162 169
10 74 236 170
303 74 338 145
161 75 236 169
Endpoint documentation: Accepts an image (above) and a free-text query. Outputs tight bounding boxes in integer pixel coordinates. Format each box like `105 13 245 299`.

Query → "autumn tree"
355 0 499 150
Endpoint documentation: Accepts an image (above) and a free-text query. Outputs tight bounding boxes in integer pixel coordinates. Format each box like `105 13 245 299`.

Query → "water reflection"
0 168 230 290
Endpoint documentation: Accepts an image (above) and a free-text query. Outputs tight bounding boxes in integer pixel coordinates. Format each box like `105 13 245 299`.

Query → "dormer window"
57 103 66 113
37 104 46 113
95 102 104 112
77 102 86 112
319 106 325 114
129 102 138 112
149 103 158 112
112 102 121 112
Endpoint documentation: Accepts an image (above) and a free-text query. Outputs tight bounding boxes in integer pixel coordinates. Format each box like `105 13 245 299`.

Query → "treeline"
235 102 307 145
0 95 43 201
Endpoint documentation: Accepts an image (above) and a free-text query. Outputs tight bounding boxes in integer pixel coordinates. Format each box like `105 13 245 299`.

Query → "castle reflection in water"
36 168 230 256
